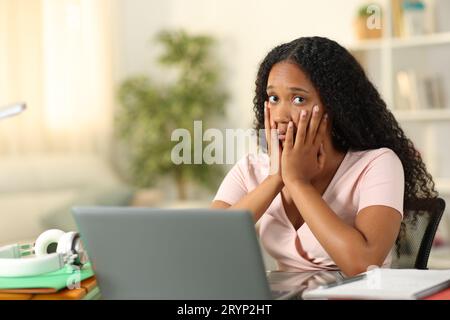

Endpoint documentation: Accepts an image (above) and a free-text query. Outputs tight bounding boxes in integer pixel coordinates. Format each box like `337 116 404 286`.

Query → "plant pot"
354 16 382 40
131 188 164 207
160 200 211 209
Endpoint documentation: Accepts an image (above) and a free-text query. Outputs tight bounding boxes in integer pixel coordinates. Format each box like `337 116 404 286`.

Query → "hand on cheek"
281 105 328 187
265 102 283 180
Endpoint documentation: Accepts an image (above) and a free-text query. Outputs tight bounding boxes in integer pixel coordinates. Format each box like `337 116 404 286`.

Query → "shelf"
347 38 384 51
392 109 450 122
392 32 450 49
347 31 450 51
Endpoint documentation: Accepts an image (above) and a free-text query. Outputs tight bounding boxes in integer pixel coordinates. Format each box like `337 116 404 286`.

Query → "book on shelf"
395 69 446 110
423 0 437 34
434 0 450 33
391 0 437 38
392 0 405 38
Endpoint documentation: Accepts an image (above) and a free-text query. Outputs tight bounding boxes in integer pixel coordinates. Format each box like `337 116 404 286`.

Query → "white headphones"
0 229 88 277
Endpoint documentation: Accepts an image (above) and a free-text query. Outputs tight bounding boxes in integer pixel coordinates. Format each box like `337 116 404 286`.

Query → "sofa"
0 153 135 245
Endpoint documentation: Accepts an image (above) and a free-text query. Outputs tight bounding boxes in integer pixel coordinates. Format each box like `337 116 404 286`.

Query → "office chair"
391 197 446 270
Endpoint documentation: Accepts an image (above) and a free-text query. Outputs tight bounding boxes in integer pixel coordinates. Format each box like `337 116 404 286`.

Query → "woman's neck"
313 140 347 186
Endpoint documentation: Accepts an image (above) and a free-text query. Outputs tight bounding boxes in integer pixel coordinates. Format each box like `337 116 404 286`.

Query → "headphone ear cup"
34 229 65 256
56 231 78 255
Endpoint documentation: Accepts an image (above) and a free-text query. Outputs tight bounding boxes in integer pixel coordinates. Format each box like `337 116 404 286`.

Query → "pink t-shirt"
213 147 405 272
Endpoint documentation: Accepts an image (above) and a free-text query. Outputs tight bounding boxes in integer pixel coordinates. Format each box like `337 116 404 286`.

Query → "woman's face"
266 61 328 147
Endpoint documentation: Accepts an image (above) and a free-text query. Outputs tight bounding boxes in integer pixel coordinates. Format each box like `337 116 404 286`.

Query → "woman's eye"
293 96 305 105
268 96 278 104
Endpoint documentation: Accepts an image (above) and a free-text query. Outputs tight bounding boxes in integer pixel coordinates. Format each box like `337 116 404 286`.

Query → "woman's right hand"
211 103 284 222
265 101 283 185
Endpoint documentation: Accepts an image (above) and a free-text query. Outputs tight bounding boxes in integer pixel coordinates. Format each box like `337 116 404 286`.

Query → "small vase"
354 16 382 40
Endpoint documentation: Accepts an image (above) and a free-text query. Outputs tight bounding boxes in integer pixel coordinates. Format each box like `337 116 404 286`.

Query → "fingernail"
324 113 328 120
288 121 293 128
313 105 319 113
301 110 307 118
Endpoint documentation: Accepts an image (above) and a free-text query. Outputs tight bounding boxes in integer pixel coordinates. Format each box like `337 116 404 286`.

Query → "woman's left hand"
281 105 328 187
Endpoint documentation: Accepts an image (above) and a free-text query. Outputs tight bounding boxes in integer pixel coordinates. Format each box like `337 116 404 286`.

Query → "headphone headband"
0 244 21 259
0 243 35 259
0 229 87 277
0 253 65 277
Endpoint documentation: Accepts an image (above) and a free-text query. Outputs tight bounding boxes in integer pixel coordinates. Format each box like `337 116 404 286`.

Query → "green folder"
0 263 94 291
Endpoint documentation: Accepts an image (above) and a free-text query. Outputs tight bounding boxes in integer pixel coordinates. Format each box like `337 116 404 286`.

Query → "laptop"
72 207 340 300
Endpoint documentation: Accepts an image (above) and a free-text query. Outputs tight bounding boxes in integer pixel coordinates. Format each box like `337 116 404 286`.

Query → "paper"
303 269 450 300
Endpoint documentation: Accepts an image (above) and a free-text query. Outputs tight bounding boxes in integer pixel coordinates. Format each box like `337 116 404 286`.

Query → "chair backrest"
391 198 446 269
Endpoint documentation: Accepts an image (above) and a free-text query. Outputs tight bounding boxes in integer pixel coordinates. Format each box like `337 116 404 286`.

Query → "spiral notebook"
303 269 450 300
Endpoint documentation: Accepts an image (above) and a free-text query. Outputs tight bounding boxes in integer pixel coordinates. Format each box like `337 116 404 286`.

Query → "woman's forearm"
230 175 284 223
286 181 371 276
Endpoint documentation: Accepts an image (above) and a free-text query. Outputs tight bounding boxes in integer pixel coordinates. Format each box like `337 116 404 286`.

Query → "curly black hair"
253 36 438 251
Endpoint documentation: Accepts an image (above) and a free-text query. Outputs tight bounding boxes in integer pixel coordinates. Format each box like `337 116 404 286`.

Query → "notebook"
0 263 94 294
303 268 450 300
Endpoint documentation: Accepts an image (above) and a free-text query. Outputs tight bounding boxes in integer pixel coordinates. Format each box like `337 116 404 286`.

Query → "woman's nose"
271 103 291 124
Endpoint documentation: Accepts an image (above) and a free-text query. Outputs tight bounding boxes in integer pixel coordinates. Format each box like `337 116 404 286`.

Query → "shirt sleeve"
213 155 249 205
357 149 405 217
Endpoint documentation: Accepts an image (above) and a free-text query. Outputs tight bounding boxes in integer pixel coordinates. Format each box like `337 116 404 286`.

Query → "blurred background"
1 0 450 268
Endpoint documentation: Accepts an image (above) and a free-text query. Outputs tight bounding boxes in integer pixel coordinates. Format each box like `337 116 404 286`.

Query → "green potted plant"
355 3 383 40
116 30 228 201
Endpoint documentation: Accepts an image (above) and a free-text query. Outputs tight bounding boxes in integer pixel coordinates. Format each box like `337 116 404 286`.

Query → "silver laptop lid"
72 207 272 300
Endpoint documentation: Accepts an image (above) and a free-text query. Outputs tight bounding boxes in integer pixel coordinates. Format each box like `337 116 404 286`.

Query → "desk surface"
0 277 99 300
267 269 344 299
268 269 450 300
1 270 449 300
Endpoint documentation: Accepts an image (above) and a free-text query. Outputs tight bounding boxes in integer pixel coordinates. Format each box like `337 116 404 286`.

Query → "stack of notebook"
0 263 100 300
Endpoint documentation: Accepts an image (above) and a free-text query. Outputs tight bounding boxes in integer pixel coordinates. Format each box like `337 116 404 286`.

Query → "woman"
211 37 437 276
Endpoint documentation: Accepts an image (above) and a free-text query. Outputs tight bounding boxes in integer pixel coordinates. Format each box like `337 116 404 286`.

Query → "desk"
0 277 100 300
1 270 448 300
424 287 450 300
268 269 450 300
267 269 343 300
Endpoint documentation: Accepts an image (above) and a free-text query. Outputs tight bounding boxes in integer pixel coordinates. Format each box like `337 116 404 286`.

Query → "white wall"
112 0 365 130
110 0 450 246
